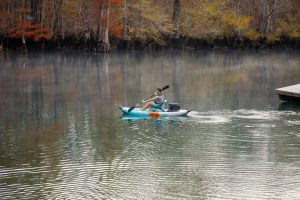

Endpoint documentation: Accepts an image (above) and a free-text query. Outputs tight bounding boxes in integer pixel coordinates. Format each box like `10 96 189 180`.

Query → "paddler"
141 88 165 111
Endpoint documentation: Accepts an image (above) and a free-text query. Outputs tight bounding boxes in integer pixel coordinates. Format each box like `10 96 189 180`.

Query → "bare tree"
173 0 180 38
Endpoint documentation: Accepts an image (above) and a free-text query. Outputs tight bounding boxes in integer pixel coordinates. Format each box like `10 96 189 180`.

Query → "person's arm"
144 97 156 103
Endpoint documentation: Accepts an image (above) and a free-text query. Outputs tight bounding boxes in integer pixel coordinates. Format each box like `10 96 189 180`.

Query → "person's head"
156 88 162 95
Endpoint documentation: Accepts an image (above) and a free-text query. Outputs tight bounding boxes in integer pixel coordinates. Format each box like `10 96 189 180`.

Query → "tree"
180 0 250 39
50 0 63 38
1 0 299 50
125 0 173 45
275 0 300 39
173 0 180 38
0 0 10 38
92 0 122 51
8 18 50 41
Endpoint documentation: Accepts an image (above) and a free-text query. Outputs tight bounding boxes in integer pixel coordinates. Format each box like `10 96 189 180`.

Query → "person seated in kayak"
141 88 165 111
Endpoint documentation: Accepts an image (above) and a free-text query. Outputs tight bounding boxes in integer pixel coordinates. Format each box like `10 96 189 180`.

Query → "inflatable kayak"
119 107 191 117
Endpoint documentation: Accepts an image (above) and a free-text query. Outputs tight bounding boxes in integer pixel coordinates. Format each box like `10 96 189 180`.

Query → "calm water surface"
0 50 300 199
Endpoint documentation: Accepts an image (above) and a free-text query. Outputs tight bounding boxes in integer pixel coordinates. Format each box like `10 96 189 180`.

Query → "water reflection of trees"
0 51 299 198
1 51 299 156
116 50 300 110
0 52 128 198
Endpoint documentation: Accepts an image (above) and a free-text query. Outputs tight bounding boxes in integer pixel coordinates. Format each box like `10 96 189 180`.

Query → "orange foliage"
93 0 122 6
35 34 50 41
92 0 123 38
109 1 123 38
111 0 122 6
111 22 123 38
8 18 50 41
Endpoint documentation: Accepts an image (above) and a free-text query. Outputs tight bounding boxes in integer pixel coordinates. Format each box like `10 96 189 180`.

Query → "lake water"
0 50 300 199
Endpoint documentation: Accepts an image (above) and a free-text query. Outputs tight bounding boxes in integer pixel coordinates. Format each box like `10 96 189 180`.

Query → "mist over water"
0 50 300 199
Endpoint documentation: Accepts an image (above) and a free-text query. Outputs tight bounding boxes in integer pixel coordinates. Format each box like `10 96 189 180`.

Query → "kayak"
119 107 191 117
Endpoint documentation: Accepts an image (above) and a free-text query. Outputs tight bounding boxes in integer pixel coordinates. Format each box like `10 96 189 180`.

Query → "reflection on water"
278 102 300 111
0 50 300 199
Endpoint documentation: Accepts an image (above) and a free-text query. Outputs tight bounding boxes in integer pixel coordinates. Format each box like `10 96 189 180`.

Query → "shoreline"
1 36 299 52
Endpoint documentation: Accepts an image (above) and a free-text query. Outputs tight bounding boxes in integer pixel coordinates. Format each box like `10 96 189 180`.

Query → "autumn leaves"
0 0 299 50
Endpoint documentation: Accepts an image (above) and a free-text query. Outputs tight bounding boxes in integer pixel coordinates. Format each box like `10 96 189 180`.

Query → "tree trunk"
172 0 180 38
21 0 27 52
235 0 241 37
122 0 127 40
96 4 104 51
50 0 56 38
41 0 45 26
260 0 277 36
98 4 104 41
61 14 64 39
31 0 42 24
50 0 63 38
102 0 110 52
267 0 276 35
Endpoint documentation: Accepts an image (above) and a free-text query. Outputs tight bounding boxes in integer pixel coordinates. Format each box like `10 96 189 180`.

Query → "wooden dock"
275 84 300 102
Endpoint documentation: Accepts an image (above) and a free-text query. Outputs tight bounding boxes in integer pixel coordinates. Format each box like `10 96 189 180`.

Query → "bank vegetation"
0 0 299 51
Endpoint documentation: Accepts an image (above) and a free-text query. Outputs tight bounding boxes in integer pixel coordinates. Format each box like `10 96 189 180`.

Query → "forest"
0 0 299 51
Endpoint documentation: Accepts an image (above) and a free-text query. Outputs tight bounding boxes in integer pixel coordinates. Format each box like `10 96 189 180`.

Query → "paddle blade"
162 85 169 91
127 106 135 113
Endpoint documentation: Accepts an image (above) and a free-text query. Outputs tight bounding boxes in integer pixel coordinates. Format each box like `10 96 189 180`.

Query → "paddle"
127 85 169 113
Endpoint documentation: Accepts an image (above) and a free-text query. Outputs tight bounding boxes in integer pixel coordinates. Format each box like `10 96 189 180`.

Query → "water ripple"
1 109 300 199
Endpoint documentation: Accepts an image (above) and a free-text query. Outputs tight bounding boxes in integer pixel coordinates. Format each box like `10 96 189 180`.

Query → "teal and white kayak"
119 107 191 117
